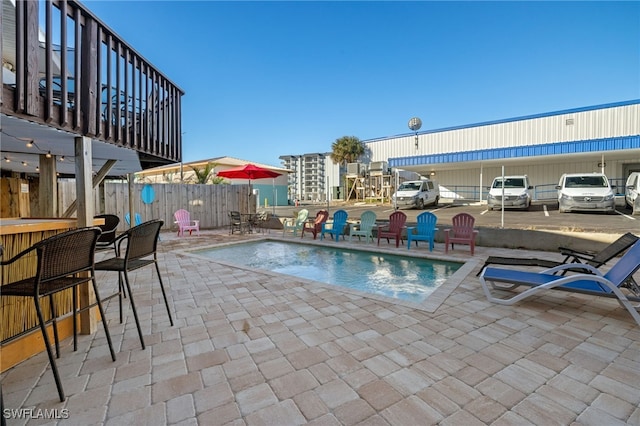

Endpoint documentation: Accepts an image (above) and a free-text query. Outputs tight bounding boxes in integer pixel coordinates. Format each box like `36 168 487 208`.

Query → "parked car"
487 175 533 210
625 172 640 215
392 179 440 209
556 173 616 213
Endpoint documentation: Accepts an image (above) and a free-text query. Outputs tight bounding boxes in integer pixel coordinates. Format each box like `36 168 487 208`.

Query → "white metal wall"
368 103 640 160
432 158 633 200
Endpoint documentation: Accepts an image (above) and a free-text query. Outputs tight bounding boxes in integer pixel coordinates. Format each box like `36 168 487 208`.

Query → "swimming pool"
193 240 463 304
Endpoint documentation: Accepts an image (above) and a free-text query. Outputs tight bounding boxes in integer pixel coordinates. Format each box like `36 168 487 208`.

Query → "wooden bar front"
0 218 103 372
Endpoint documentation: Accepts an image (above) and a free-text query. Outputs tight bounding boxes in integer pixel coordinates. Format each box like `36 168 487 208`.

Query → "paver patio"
2 228 639 425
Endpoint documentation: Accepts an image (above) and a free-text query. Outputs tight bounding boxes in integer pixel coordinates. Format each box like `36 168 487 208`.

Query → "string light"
46 151 52 158
22 161 27 166
59 156 65 162
26 140 33 148
4 156 10 163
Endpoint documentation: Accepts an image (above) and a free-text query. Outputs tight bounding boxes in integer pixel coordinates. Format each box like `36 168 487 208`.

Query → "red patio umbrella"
217 164 281 211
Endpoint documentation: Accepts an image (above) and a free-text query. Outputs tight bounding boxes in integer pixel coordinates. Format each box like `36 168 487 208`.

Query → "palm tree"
330 136 365 166
189 162 217 184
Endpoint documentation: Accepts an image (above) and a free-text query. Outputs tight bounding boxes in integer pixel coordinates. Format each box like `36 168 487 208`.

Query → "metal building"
366 100 640 202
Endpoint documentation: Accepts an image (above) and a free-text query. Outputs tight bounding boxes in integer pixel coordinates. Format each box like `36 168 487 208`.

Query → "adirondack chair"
283 209 309 236
125 212 162 241
406 211 438 251
377 211 407 248
301 210 329 239
349 210 377 243
320 210 349 241
444 212 479 255
174 209 200 236
125 212 142 227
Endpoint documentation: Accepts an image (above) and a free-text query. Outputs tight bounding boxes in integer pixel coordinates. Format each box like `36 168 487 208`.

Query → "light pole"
393 168 399 211
408 117 422 150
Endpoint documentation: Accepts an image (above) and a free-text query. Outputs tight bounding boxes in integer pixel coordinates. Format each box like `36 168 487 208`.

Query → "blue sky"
84 1 639 167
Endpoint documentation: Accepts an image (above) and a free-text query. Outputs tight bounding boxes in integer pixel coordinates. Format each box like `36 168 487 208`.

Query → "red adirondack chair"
301 210 329 239
444 212 479 255
377 211 407 248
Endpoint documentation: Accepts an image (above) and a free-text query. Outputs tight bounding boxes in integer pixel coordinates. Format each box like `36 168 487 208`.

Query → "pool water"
195 241 462 303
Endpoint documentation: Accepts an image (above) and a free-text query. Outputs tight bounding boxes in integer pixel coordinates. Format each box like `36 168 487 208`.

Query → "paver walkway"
2 229 639 425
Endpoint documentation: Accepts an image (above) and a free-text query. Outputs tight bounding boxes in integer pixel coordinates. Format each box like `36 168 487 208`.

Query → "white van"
625 172 640 215
556 173 616 213
392 179 440 209
487 175 533 210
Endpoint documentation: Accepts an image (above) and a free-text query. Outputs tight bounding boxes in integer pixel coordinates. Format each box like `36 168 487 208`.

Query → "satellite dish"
408 117 422 132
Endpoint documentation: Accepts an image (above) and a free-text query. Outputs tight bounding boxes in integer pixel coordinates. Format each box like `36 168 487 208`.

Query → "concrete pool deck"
2 228 639 425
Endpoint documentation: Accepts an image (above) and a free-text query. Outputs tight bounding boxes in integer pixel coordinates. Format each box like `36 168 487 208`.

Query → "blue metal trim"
389 135 640 168
366 99 640 143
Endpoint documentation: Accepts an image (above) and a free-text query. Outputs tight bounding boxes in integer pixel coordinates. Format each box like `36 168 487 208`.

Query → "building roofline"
365 99 640 143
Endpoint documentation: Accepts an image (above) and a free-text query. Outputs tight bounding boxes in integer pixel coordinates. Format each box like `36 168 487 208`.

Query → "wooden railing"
1 0 184 167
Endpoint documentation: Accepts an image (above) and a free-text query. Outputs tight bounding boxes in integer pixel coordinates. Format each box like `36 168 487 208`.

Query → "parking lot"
272 199 637 235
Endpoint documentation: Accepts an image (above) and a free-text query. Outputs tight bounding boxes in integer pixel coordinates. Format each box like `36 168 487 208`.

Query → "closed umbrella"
217 164 281 212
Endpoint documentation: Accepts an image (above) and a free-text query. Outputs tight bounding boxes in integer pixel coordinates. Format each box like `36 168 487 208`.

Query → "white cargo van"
487 175 533 210
556 172 616 213
392 179 440 209
625 172 639 215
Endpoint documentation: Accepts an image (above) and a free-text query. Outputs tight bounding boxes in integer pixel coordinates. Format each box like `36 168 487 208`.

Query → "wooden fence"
58 181 254 232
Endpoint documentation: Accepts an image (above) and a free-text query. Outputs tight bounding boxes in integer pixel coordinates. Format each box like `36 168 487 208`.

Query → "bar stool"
0 228 116 402
94 214 121 254
95 219 173 350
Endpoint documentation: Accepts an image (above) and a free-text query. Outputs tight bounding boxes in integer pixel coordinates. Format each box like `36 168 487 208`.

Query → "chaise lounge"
477 232 639 276
479 239 640 326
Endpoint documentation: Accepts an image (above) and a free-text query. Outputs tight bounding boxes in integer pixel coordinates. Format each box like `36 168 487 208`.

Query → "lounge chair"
320 210 349 241
283 209 309 237
479 239 640 326
477 232 639 276
377 211 407 248
174 209 200 237
302 210 329 239
444 212 478 255
349 210 377 243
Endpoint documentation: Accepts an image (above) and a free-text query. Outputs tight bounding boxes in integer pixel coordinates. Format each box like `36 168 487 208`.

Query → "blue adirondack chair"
125 212 161 240
125 212 142 226
320 210 348 241
407 212 438 251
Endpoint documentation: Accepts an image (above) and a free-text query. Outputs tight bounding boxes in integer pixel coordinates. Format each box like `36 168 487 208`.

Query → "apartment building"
280 153 342 203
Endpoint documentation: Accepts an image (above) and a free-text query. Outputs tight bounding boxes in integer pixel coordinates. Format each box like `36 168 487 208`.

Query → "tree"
330 136 365 166
189 162 217 184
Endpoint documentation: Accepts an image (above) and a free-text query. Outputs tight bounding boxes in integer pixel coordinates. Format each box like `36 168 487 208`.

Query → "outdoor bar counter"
0 217 104 372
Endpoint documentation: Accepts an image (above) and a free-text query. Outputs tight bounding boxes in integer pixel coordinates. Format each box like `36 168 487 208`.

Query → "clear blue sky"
84 1 639 167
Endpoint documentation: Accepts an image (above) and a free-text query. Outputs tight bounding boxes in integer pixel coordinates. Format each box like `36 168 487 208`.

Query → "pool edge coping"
174 235 480 313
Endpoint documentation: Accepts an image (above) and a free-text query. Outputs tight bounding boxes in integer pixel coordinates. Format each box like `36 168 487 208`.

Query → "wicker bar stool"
0 227 116 402
95 219 173 350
